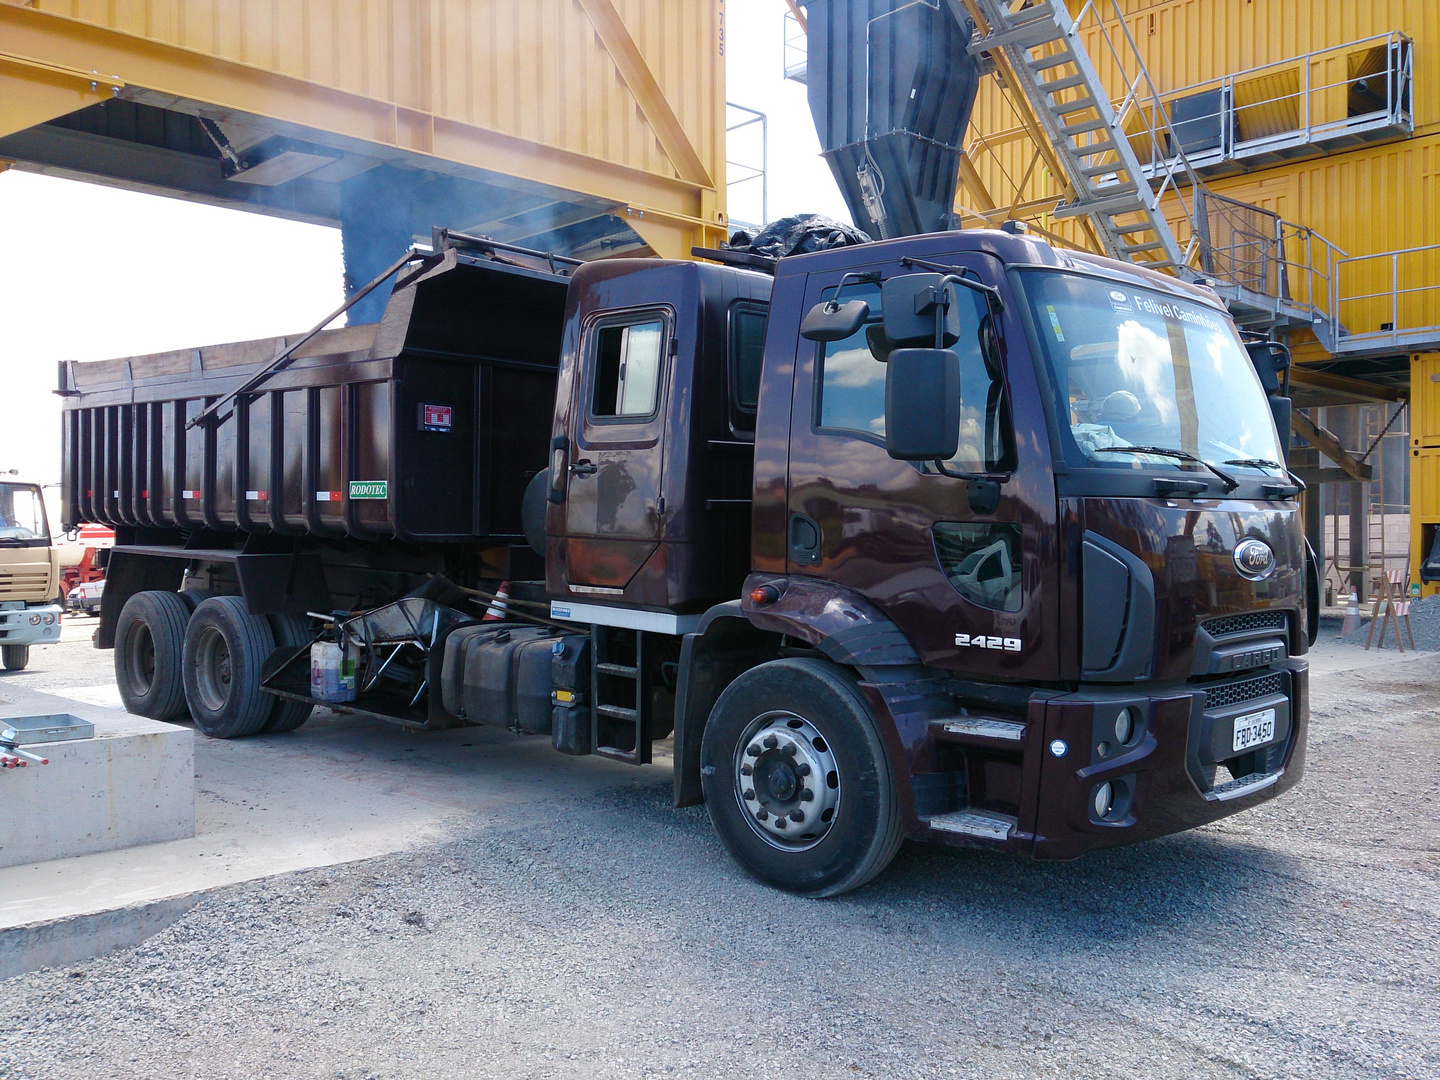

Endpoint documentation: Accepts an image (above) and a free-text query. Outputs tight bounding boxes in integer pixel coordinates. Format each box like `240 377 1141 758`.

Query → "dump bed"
59 255 568 544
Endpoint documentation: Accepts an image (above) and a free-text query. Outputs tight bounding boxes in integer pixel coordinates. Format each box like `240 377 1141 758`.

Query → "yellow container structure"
961 0 1440 584
0 0 727 268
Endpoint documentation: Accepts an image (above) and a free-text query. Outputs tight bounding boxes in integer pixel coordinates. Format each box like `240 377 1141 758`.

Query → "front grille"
0 572 50 598
1203 671 1284 711
1204 610 1286 639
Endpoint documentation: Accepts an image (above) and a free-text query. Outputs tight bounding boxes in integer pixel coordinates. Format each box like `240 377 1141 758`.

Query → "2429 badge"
956 633 1022 652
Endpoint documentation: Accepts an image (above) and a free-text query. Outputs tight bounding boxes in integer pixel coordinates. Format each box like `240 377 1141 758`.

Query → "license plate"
1232 707 1277 752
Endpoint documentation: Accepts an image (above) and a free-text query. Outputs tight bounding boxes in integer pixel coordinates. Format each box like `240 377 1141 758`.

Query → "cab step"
924 809 1017 842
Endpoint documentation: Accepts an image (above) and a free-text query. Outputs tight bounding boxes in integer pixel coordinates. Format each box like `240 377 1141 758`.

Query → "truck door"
562 308 671 590
785 255 1060 682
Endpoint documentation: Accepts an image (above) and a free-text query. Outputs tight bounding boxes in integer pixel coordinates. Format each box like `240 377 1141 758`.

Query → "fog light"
42 613 55 625
1093 781 1115 819
1114 707 1137 745
28 614 40 625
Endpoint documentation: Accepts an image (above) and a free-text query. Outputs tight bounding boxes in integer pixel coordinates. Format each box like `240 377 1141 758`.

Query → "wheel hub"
736 711 841 849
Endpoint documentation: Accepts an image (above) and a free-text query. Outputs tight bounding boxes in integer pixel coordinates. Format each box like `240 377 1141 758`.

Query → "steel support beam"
0 3 724 259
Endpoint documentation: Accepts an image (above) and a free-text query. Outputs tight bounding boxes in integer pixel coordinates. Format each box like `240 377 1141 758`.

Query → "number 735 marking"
956 633 1022 652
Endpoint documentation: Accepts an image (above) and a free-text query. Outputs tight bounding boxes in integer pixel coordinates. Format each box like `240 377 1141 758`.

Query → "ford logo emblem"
1233 538 1276 580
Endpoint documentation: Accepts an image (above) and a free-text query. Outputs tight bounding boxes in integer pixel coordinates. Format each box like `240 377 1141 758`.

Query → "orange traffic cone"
1341 588 1361 637
483 581 511 622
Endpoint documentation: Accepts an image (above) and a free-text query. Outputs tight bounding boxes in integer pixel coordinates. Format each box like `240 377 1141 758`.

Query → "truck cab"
538 229 1306 890
0 478 63 669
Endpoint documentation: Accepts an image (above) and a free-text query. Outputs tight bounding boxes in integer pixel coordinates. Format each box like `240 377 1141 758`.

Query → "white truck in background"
0 477 63 669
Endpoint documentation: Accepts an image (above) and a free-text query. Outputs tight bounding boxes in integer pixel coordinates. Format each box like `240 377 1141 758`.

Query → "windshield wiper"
1090 445 1239 492
1223 458 1307 492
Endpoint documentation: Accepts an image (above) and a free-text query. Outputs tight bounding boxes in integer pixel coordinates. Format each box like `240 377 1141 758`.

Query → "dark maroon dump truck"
60 226 1313 896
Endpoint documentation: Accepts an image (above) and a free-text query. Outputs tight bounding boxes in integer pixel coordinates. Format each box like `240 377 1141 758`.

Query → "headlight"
1093 781 1115 819
28 614 40 625
1114 707 1139 745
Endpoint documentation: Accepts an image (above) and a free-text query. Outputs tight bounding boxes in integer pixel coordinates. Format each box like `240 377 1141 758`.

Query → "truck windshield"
1021 271 1282 476
0 484 49 543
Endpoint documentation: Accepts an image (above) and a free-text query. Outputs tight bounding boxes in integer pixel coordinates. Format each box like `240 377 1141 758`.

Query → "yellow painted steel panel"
25 0 722 187
8 0 726 256
966 1 1440 316
1409 352 1440 446
1233 69 1300 142
1408 444 1440 595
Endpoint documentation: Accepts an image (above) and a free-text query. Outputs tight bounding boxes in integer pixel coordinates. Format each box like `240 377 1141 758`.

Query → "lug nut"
743 789 755 800
782 744 797 756
746 745 761 757
775 818 787 829
763 735 778 749
756 810 768 821
740 764 753 776
800 788 813 801
790 810 805 823
795 762 811 776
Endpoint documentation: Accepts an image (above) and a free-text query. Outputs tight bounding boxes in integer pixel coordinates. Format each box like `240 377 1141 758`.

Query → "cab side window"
816 280 1013 472
592 318 666 420
729 301 768 435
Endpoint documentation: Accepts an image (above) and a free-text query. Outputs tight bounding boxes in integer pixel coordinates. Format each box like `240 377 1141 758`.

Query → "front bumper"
1027 661 1308 858
0 604 63 646
898 660 1308 859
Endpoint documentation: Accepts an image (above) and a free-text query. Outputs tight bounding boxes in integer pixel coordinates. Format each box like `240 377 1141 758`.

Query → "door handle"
788 512 822 566
568 460 597 476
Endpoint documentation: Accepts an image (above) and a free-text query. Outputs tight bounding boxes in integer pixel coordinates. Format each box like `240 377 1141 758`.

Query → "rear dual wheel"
699 658 902 898
115 590 313 737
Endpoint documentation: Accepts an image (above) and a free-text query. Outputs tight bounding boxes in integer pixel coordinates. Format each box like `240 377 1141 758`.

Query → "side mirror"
1245 339 1291 395
1269 395 1291 457
800 299 870 342
885 348 961 461
881 273 960 347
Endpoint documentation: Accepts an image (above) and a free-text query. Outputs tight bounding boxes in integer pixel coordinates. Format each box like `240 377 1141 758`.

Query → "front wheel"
699 658 902 897
1 644 29 671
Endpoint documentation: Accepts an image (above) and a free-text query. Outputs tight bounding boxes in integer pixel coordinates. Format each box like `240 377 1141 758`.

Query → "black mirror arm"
900 257 1006 316
928 461 1003 514
826 270 883 312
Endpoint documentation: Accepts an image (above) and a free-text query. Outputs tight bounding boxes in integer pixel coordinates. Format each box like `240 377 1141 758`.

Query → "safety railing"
1191 188 1344 326
1332 244 1440 354
1136 32 1412 174
782 10 808 84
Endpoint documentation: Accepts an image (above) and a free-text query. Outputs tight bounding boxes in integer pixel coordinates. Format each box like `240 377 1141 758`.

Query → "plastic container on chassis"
58 256 568 544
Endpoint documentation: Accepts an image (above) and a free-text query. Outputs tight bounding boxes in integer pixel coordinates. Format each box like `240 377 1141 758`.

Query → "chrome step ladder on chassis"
964 0 1205 274
591 625 652 765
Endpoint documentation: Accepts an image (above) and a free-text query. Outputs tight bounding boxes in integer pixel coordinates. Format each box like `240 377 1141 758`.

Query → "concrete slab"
0 688 194 870
0 683 660 938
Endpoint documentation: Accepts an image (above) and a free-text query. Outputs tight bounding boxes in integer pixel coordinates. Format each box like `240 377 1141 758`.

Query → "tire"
178 589 215 612
114 591 192 721
521 468 549 557
182 596 276 739
699 657 903 898
261 612 315 734
1 644 29 671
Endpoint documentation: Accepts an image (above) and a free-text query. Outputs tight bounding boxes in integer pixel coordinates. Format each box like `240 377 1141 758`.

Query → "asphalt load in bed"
1 657 1438 1080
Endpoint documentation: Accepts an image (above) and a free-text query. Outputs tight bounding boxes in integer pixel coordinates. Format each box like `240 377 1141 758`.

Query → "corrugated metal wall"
965 0 1440 342
24 0 722 188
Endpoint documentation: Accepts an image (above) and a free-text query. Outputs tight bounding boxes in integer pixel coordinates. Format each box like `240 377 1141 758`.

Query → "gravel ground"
1336 593 1440 651
2 647 1438 1080
2 616 1440 1080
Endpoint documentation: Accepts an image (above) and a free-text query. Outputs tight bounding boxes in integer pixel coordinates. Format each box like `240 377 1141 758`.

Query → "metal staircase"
964 0 1208 275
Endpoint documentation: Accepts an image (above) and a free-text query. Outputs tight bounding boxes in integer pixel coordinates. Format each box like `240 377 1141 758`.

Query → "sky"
0 0 847 495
